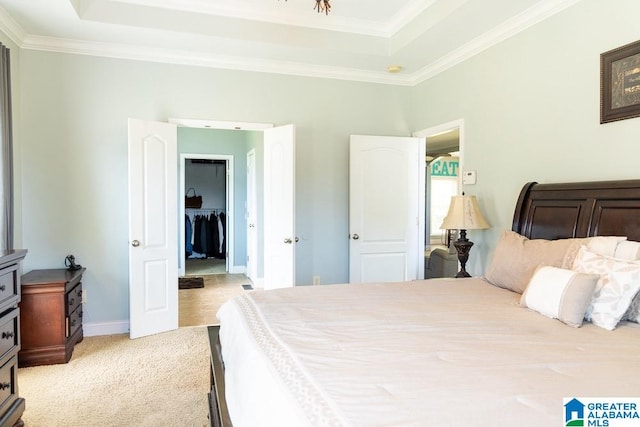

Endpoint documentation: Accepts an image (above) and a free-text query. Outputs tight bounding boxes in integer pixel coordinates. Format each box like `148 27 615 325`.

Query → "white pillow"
614 240 640 260
572 246 640 330
520 266 598 327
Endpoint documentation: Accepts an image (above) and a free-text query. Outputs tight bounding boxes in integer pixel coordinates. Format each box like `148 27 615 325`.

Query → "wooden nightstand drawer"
0 308 18 362
67 305 82 338
0 264 19 308
0 355 18 416
67 283 82 315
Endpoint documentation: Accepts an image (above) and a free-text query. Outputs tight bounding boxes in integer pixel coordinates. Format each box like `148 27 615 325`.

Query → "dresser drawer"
0 355 18 415
0 264 19 308
67 305 82 339
67 283 82 315
0 309 18 362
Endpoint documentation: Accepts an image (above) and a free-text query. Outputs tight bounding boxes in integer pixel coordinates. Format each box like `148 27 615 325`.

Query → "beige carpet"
18 326 210 427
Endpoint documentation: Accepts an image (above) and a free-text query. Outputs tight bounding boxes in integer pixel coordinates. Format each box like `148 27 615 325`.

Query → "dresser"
0 250 27 427
19 268 85 368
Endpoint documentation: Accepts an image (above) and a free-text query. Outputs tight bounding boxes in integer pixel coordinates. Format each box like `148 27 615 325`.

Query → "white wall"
410 0 640 275
14 0 640 331
17 50 411 329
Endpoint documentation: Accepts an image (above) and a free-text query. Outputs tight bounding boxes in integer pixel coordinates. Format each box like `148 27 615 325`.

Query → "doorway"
183 157 229 275
180 154 234 277
413 120 463 278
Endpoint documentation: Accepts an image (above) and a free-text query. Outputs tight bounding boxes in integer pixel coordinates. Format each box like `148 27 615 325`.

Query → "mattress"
216 278 640 426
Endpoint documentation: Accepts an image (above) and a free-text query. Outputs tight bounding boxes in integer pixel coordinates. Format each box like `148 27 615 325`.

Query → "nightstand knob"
1 331 13 339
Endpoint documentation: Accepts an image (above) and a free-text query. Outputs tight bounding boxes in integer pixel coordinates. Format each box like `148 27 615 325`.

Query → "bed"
208 179 640 426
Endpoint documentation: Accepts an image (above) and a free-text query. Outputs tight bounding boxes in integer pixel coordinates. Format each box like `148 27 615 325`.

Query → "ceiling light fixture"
279 0 331 15
314 0 331 15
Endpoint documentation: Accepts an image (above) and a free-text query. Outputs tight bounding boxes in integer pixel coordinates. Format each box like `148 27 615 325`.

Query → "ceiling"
0 0 578 85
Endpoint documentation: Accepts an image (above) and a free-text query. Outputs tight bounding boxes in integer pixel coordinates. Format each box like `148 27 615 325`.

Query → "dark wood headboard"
512 180 640 241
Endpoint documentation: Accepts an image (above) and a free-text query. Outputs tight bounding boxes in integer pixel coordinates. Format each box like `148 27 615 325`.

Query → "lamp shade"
440 195 490 230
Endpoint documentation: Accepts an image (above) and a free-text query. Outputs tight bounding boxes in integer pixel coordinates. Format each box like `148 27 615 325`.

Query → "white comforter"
216 278 640 426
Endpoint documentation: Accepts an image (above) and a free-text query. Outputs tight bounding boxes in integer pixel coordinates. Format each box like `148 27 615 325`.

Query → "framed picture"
601 40 640 123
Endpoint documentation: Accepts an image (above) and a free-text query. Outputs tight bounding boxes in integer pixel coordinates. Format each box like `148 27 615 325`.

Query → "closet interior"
185 158 228 275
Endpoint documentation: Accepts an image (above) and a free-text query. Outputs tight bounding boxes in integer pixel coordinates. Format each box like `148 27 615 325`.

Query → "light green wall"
16 0 640 328
17 50 411 326
409 0 640 274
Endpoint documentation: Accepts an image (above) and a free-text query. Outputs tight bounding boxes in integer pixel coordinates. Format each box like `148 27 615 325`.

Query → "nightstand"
19 268 86 367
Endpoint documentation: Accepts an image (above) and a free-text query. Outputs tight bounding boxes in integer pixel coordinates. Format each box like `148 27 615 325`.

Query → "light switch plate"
462 170 477 185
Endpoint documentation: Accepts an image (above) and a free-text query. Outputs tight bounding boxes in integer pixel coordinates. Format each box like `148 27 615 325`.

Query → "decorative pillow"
614 240 640 260
586 236 628 258
572 246 640 330
485 231 590 294
563 235 628 269
624 294 640 323
520 266 599 327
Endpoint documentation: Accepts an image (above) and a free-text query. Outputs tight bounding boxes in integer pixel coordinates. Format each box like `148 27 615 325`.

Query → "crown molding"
409 0 581 85
2 0 581 87
21 34 414 86
0 5 27 47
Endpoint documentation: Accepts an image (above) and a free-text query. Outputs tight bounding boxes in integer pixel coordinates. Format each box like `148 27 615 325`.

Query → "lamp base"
452 229 474 278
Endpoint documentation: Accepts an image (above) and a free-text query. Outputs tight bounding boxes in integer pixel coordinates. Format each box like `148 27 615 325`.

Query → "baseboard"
229 265 246 274
83 320 130 337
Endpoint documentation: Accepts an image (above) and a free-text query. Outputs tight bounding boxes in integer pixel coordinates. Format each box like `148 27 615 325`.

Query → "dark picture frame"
601 40 640 123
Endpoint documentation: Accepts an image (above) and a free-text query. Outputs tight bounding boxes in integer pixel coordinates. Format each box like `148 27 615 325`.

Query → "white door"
349 135 423 283
246 149 258 282
263 125 295 290
128 118 178 339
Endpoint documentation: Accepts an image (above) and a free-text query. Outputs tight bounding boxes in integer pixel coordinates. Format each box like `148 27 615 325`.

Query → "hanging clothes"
185 215 193 257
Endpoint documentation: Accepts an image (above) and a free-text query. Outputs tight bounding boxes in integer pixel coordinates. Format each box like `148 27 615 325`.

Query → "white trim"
413 119 465 191
0 0 578 87
229 265 246 275
169 118 273 131
84 320 130 337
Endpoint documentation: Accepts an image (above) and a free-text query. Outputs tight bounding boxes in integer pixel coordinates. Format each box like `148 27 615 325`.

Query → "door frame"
246 149 258 283
413 118 465 254
179 154 234 277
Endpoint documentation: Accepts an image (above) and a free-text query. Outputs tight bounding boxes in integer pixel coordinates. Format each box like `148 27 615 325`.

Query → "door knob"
131 240 141 247
352 234 360 240
284 238 292 244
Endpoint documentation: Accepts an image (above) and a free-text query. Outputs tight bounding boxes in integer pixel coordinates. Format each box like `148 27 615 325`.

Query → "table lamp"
440 194 490 278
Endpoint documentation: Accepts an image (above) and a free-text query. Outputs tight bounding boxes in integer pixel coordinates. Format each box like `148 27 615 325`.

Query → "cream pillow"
485 231 590 294
485 231 626 294
614 240 640 260
520 266 598 327
572 246 640 330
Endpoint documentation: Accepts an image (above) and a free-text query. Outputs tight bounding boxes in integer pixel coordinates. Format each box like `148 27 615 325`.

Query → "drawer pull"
0 285 5 291
1 331 13 339
71 319 76 327
69 298 75 306
0 383 10 390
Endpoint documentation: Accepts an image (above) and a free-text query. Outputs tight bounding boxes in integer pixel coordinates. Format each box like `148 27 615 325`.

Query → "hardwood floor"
179 273 252 327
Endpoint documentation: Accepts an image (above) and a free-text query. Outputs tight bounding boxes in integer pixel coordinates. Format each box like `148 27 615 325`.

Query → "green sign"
430 157 459 177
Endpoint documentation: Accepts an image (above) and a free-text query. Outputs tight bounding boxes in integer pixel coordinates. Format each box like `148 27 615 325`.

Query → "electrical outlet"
312 276 320 285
